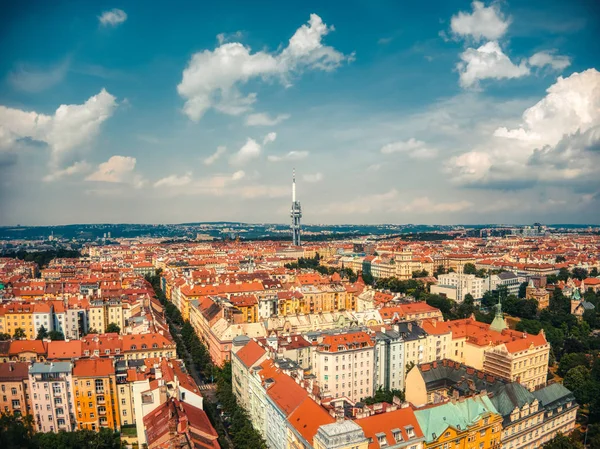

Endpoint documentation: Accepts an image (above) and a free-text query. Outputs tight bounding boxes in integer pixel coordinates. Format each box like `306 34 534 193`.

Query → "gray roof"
30 362 72 374
532 383 575 409
498 272 518 280
490 383 536 419
419 360 508 396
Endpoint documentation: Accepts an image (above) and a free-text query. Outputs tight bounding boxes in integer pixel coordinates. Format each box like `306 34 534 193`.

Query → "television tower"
290 169 302 246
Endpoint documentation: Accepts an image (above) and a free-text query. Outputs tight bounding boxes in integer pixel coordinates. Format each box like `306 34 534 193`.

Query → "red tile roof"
235 340 266 368
73 358 115 377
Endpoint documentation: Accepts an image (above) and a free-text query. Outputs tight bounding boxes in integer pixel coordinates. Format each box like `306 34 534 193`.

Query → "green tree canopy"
48 330 64 341
542 433 583 449
36 326 48 340
13 328 26 339
105 323 121 334
463 263 477 275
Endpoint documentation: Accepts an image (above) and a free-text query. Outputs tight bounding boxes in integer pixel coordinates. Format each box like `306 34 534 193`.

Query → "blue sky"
1 0 599 225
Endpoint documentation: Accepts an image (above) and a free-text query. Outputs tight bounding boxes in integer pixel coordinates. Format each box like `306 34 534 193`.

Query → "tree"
563 365 593 405
557 268 570 282
518 282 528 299
434 265 446 276
0 333 11 341
542 433 583 449
13 328 26 339
591 267 599 277
363 387 405 405
36 325 48 340
572 267 589 281
555 255 566 263
48 330 64 341
106 323 121 334
362 272 374 285
412 270 428 278
558 353 588 377
463 263 477 275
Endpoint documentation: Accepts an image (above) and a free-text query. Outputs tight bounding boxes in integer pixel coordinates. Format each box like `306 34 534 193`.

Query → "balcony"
95 388 105 395
97 397 106 405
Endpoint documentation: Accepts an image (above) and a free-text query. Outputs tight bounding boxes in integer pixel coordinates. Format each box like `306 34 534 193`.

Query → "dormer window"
141 344 147 349
405 426 415 439
392 429 403 443
375 432 387 446
131 345 137 350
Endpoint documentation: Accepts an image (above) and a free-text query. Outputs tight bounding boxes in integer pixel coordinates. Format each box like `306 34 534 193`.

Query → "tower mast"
290 169 302 246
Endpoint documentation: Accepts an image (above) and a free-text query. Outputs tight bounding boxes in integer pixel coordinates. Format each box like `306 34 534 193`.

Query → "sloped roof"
490 383 536 417
532 383 575 408
235 340 266 368
287 397 335 445
415 396 498 443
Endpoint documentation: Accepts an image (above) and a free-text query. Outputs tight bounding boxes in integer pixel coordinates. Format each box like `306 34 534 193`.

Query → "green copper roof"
532 383 575 407
490 383 536 417
415 396 499 443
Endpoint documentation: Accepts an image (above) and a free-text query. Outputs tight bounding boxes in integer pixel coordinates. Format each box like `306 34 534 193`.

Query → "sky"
1 0 599 226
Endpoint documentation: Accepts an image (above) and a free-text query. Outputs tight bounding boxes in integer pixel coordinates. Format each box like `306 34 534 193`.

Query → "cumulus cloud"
245 112 290 126
177 14 352 121
450 1 510 41
446 69 600 190
457 42 530 89
303 172 323 183
230 138 262 165
86 155 145 188
0 89 118 167
99 9 127 27
529 51 571 71
267 150 308 162
380 138 438 159
154 172 193 188
204 146 226 165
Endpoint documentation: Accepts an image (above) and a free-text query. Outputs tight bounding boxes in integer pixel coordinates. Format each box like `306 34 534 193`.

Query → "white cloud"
380 138 438 159
231 170 246 181
204 146 226 165
450 1 510 41
86 155 145 188
245 112 290 126
0 89 118 166
8 59 70 93
177 14 351 121
529 51 571 71
367 164 381 172
230 138 262 165
447 69 600 189
494 69 600 147
43 161 91 182
99 9 127 27
303 172 323 183
154 172 192 188
457 41 530 89
263 132 277 145
267 150 308 162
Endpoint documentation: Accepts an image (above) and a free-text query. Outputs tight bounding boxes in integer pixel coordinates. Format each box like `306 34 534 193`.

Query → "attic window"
375 432 387 446
405 426 415 438
392 428 402 443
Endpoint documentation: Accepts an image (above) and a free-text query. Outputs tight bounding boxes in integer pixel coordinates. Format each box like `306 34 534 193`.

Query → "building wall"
74 375 120 431
116 382 135 426
0 378 31 416
313 346 374 402
29 370 75 432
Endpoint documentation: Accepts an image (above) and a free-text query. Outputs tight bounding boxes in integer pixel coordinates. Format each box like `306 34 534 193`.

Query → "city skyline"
1 1 600 226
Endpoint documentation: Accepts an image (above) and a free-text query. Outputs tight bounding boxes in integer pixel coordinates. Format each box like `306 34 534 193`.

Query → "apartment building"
0 362 31 416
421 318 550 391
312 331 375 402
29 362 75 432
415 395 502 449
3 303 35 339
405 359 579 449
73 359 120 431
431 273 485 302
